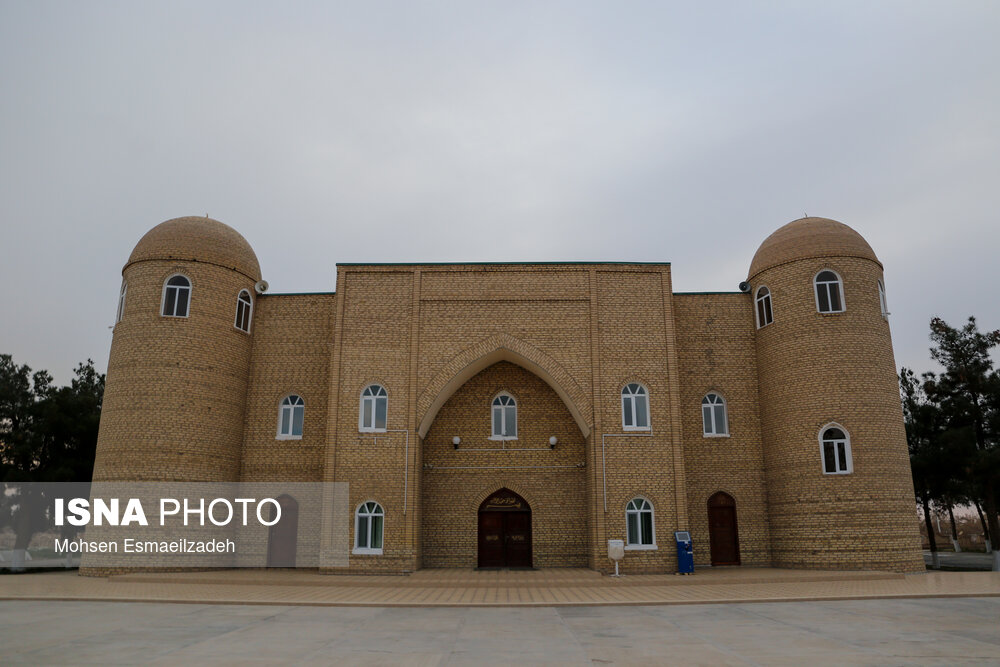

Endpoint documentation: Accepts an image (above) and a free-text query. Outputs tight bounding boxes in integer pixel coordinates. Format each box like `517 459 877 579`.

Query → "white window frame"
353 501 384 555
814 269 846 314
702 393 730 437
819 423 853 475
878 279 889 318
276 394 305 440
161 274 192 318
489 392 518 440
234 289 253 333
359 384 388 433
621 383 650 431
755 286 773 328
116 281 127 324
625 497 657 550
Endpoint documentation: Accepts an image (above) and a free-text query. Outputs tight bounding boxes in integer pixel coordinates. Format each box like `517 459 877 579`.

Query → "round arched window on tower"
814 270 845 313
234 289 253 332
161 275 191 317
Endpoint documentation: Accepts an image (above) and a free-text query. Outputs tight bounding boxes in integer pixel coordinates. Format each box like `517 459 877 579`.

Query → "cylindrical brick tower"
750 217 923 572
92 216 261 482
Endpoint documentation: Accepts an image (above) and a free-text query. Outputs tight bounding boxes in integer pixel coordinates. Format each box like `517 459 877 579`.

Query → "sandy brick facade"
85 215 925 577
240 293 335 482
422 362 588 568
92 258 256 484
674 293 771 567
751 255 923 572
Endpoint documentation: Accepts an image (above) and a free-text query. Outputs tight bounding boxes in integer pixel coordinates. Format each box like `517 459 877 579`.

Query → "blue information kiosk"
674 531 694 575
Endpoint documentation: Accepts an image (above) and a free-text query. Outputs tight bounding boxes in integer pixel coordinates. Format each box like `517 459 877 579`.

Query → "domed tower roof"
748 217 879 279
126 216 261 281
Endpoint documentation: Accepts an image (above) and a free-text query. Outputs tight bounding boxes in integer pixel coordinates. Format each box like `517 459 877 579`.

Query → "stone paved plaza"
2 597 999 665
2 568 999 607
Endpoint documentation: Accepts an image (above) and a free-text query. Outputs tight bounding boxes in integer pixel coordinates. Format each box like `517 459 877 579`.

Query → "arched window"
359 384 388 432
234 289 253 333
116 282 127 324
814 270 845 313
702 393 729 436
354 501 384 554
820 425 852 474
621 383 649 430
491 393 517 439
878 280 889 318
625 498 655 548
161 274 191 317
277 395 304 439
755 286 773 328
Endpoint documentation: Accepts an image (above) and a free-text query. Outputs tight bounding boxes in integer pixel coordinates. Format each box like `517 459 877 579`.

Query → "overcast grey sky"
1 2 998 384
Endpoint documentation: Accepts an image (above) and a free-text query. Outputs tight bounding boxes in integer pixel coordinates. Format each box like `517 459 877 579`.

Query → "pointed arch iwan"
416 335 592 439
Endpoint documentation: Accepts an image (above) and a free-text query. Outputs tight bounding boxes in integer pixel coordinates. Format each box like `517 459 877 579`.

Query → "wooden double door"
478 489 532 568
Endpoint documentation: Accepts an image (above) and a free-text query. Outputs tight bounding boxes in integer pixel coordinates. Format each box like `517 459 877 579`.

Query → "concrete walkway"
2 568 999 607
3 598 999 665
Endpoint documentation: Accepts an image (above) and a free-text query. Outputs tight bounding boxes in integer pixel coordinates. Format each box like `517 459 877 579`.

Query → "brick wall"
591 269 683 574
321 263 684 574
90 218 926 576
674 293 771 567
422 362 587 567
92 259 255 483
239 293 335 482
752 256 924 572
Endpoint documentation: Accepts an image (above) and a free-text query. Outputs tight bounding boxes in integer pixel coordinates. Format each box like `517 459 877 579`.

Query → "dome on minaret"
126 216 261 281
748 217 879 280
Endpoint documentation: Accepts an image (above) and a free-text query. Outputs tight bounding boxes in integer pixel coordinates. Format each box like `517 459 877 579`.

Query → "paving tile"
1 568 999 609
2 598 998 665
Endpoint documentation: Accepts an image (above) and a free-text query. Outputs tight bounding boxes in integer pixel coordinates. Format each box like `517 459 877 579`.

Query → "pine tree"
923 317 1000 571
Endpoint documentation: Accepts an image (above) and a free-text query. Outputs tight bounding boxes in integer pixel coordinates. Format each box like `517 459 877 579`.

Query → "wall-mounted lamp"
549 436 558 449
452 436 461 449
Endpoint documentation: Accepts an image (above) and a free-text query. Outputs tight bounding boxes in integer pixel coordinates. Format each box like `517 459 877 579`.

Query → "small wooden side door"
267 495 299 567
708 492 740 566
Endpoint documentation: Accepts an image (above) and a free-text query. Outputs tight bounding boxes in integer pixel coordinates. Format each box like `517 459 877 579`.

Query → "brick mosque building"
90 215 925 574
